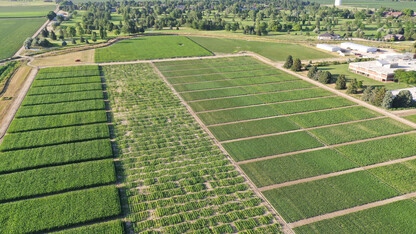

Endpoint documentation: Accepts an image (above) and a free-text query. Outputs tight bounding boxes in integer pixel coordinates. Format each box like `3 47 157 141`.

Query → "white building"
391 88 416 101
335 0 342 6
340 42 377 53
317 44 342 52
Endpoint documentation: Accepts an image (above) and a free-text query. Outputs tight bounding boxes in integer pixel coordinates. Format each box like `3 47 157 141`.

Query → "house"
384 34 405 41
316 44 342 52
383 11 403 18
317 33 341 40
340 42 377 53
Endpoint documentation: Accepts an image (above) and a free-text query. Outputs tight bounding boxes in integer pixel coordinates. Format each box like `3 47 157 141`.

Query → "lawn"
294 200 416 233
0 5 55 18
0 18 46 60
241 149 356 187
222 131 323 161
95 35 213 62
189 36 335 61
319 64 411 90
263 171 399 222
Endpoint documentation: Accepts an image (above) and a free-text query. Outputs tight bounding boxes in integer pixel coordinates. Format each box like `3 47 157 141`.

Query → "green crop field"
95 35 213 62
189 37 335 61
223 131 323 161
0 5 56 18
101 63 280 232
241 149 356 187
294 200 416 233
0 65 121 232
0 18 46 60
158 56 416 232
263 171 399 222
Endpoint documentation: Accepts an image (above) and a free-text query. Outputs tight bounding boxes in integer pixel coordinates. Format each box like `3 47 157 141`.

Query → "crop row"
155 55 251 66
32 76 101 87
162 63 271 77
0 123 110 151
38 65 99 74
16 99 105 118
36 69 100 79
0 159 115 202
0 186 121 233
22 90 104 106
28 83 103 96
173 74 299 92
157 58 261 72
181 80 315 101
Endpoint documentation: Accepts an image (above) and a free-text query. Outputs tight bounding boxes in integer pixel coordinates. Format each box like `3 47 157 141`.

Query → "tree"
393 90 413 108
404 8 414 17
41 28 49 38
80 36 85 43
68 26 76 38
114 29 120 36
381 91 394 109
71 38 76 44
346 79 358 94
318 71 332 84
23 37 32 49
62 41 67 46
91 32 97 42
47 11 56 21
57 15 64 22
50 31 57 40
307 66 317 79
225 24 231 31
335 74 347 90
38 38 52 47
291 58 302 71
313 70 322 81
394 69 416 84
283 55 293 69
373 87 386 106
361 86 374 102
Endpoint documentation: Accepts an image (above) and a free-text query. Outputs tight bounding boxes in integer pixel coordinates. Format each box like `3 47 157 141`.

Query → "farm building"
391 87 416 101
340 42 377 53
317 33 341 40
349 54 416 82
316 44 342 52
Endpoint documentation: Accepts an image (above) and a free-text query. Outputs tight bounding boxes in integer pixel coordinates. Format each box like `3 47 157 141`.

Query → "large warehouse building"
340 42 377 53
316 44 342 52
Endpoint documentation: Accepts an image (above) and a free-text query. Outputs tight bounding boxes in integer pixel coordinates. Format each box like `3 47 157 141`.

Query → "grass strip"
32 76 101 87
36 69 100 79
28 83 103 96
22 90 104 106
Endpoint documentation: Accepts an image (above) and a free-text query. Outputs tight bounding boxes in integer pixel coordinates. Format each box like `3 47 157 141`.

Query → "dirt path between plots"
237 130 416 165
288 191 416 229
260 154 416 191
220 116 386 144
150 62 295 234
0 66 37 140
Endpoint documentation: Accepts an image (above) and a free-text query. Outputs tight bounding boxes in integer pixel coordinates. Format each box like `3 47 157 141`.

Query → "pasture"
0 18 45 60
0 5 55 18
189 36 335 61
156 56 416 232
0 65 121 232
94 35 213 62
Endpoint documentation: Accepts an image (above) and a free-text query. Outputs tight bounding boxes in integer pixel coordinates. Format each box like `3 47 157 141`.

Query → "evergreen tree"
335 74 347 90
92 32 97 42
313 70 322 81
382 91 394 109
307 66 317 79
373 87 386 106
346 79 358 94
393 90 413 108
50 31 57 40
291 58 302 71
283 55 293 69
361 86 374 102
318 71 332 84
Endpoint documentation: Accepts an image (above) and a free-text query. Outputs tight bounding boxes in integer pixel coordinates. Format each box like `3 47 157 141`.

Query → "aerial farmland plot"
0 66 121 233
154 55 416 232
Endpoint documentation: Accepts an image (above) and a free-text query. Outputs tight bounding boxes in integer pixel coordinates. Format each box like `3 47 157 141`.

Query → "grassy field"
0 65 121 232
95 35 213 62
0 18 45 60
189 36 335 61
159 56 416 231
308 0 416 10
0 5 55 18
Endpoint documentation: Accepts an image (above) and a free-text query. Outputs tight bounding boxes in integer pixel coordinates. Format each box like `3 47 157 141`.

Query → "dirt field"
31 49 95 67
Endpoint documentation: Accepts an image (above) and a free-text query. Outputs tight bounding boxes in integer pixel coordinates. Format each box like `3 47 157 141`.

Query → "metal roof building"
316 44 342 52
340 42 377 53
